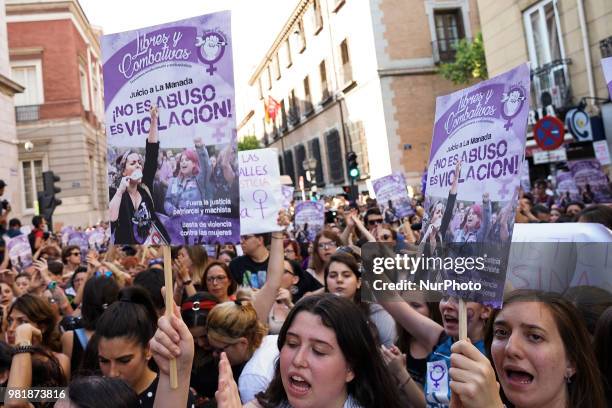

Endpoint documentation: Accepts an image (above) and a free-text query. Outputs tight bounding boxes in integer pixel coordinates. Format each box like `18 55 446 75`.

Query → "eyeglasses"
368 219 383 226
284 248 295 254
240 235 255 241
318 242 337 250
207 275 227 284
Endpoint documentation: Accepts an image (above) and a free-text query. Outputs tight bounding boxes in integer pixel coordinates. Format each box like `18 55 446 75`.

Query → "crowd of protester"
0 175 610 407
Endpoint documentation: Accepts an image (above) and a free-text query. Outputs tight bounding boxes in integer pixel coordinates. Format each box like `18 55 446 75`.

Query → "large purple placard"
421 63 531 307
102 11 239 245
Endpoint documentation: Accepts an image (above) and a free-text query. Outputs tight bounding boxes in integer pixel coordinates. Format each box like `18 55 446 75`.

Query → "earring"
565 374 572 384
290 285 299 295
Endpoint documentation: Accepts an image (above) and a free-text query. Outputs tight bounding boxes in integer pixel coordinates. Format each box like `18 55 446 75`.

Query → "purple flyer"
568 159 612 203
372 172 414 221
421 63 531 307
102 11 239 245
7 235 33 270
294 201 325 243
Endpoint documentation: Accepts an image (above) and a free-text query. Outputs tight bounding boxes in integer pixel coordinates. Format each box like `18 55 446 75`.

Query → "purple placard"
372 172 414 221
7 235 33 270
102 11 240 245
603 57 612 98
422 63 531 307
281 186 294 209
555 171 580 202
568 160 612 203
294 201 325 243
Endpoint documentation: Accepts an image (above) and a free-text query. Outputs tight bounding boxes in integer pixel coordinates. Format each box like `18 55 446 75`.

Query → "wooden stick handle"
163 246 178 389
458 297 467 341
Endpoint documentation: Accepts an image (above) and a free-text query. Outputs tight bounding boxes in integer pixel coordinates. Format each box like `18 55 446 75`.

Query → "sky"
79 0 294 119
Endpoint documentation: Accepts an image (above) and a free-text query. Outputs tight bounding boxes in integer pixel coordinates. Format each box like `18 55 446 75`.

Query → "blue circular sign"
534 116 565 151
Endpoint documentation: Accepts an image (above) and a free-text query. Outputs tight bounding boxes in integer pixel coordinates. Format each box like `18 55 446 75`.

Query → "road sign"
534 115 565 151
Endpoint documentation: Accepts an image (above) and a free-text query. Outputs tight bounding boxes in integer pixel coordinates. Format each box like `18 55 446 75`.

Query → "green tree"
237 135 261 151
439 32 488 84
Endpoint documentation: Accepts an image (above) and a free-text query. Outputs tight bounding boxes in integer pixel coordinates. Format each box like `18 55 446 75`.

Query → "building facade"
238 0 481 193
0 0 24 220
477 0 612 179
7 0 107 228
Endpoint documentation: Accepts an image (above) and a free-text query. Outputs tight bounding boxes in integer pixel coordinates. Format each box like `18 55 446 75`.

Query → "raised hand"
449 339 503 408
148 105 160 143
215 353 243 408
193 136 204 148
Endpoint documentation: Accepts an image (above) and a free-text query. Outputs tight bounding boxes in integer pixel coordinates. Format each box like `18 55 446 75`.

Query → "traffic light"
347 151 360 180
37 171 62 226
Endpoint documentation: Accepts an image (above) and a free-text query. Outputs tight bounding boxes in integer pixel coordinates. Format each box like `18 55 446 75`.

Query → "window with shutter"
325 130 345 184
295 144 307 187
309 138 325 187
283 150 295 184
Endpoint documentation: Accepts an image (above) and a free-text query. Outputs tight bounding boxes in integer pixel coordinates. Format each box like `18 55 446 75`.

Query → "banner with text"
239 148 282 235
421 63 530 307
102 11 239 245
568 159 612 203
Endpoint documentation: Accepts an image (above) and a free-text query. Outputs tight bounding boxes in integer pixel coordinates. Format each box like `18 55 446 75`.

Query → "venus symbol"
253 190 268 218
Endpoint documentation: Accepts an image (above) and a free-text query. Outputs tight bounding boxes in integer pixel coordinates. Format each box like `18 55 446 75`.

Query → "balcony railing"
15 105 40 122
601 36 612 59
432 37 466 64
531 59 572 110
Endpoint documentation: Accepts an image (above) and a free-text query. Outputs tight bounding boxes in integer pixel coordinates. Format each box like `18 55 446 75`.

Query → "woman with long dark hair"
108 107 170 245
95 286 194 407
448 289 606 408
215 294 404 408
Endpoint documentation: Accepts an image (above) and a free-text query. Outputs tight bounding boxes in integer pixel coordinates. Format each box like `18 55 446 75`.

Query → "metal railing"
15 105 40 122
531 59 572 110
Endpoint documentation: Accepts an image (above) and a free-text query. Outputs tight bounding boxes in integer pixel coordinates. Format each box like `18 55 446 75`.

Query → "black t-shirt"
229 255 269 289
138 375 196 408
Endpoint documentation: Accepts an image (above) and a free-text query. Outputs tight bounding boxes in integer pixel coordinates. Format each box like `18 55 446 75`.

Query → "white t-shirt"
239 335 279 403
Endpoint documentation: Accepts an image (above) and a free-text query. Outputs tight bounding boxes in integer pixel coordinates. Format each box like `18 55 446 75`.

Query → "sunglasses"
368 219 383 226
95 271 113 278
70 252 81 256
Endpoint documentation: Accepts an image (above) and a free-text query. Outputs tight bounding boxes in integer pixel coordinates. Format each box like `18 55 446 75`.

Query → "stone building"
7 0 107 228
238 0 481 193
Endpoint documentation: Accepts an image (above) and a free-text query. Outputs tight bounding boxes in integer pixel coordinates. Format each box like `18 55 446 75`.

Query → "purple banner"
372 172 414 221
603 57 612 98
294 201 325 243
568 160 612 203
422 63 531 307
7 235 33 270
102 11 239 245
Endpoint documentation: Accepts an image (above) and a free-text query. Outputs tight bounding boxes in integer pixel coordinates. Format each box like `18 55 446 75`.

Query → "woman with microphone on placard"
108 106 170 245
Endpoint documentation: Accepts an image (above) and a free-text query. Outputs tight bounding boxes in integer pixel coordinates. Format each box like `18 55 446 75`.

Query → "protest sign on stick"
239 148 282 235
102 11 239 246
420 63 531 308
567 159 612 203
372 172 414 222
281 186 295 209
162 246 178 389
294 201 325 243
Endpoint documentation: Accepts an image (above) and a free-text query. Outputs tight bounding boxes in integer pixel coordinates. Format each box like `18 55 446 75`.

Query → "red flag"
267 96 280 121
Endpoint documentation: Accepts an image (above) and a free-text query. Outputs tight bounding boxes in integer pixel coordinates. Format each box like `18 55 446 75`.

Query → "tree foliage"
439 32 488 84
237 135 261 151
